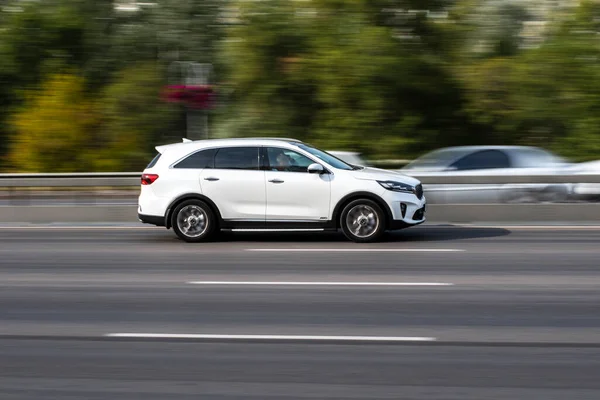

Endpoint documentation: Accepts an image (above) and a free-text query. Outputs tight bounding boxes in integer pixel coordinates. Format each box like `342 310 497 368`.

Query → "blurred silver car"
400 146 572 204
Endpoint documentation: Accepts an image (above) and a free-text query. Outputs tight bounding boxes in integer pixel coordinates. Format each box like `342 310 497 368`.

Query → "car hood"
570 160 600 173
350 167 421 186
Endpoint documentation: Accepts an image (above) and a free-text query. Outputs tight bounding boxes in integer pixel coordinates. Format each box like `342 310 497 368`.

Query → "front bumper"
379 188 427 230
388 204 426 230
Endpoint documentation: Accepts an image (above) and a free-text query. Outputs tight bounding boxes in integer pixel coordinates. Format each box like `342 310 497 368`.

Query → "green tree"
514 1 600 159
217 0 467 159
0 0 224 169
0 1 85 161
92 64 179 171
9 73 98 172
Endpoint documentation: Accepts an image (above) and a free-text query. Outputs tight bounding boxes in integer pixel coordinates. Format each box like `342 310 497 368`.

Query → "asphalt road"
1 225 600 399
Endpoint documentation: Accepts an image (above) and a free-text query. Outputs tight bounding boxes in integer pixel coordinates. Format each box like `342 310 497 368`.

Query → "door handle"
269 179 284 184
204 177 220 181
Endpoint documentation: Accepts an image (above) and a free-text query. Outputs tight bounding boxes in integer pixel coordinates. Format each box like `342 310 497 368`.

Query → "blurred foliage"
8 66 178 172
0 0 211 170
217 0 468 158
93 65 179 171
458 0 600 160
2 0 600 170
9 73 98 172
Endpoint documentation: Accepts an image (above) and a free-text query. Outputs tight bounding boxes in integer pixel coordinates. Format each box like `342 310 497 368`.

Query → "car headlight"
377 180 415 194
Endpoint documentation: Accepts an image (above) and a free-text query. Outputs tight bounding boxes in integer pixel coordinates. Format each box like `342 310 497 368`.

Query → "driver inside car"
276 153 292 170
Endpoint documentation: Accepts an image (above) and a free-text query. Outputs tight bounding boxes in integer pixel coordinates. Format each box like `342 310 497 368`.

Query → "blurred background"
1 0 600 174
3 4 600 399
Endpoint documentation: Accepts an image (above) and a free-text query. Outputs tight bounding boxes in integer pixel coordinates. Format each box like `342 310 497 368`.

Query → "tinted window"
174 149 216 169
146 153 161 169
266 147 314 172
214 147 259 170
450 150 510 170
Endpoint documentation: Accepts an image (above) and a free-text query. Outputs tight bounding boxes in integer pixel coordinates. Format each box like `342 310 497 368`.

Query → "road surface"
1 225 599 399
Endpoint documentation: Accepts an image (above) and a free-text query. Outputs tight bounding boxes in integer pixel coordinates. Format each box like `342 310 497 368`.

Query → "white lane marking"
2 224 600 231
246 248 464 252
0 226 154 230
462 225 600 230
187 281 453 286
104 333 436 342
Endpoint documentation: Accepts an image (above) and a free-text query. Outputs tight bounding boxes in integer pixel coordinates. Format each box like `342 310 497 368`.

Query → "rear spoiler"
155 138 192 154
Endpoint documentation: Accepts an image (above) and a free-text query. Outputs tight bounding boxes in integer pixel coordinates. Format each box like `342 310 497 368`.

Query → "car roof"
429 145 543 152
415 145 555 162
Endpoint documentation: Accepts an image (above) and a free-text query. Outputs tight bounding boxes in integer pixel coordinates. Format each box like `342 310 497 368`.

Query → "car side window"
173 148 216 169
214 147 260 170
266 147 315 173
450 150 510 170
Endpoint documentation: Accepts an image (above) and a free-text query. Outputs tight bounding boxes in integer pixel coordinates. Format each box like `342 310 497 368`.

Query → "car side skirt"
140 214 421 232
220 220 337 231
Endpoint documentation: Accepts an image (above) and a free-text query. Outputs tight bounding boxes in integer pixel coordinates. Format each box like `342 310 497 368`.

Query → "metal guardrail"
0 173 599 223
412 174 600 185
0 173 140 188
1 172 600 187
1 204 600 224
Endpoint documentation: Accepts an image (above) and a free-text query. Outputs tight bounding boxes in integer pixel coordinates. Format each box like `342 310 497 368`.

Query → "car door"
199 146 266 221
263 147 331 222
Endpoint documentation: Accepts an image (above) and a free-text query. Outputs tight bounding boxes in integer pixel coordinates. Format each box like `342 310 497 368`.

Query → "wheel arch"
165 193 222 229
332 191 393 229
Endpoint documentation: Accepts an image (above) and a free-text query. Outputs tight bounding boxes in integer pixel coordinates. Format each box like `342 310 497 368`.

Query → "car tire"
340 199 386 243
171 199 217 242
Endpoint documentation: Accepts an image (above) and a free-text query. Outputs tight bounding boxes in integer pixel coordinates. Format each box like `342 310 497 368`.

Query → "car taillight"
141 173 159 185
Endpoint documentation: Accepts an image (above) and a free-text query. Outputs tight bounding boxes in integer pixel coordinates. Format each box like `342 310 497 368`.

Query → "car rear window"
146 153 162 169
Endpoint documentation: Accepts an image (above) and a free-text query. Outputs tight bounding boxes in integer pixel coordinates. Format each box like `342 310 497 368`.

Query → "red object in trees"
162 85 215 109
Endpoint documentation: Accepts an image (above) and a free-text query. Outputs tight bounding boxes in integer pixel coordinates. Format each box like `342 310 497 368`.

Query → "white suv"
138 138 426 242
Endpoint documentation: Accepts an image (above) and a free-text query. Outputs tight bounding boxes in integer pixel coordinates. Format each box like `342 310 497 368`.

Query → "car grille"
415 184 423 200
413 206 425 221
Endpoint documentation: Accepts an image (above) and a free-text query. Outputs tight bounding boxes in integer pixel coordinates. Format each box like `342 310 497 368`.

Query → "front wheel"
340 199 386 243
171 200 217 242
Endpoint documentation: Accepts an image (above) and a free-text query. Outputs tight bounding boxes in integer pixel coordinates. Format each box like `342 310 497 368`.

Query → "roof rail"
176 137 304 144
230 137 303 143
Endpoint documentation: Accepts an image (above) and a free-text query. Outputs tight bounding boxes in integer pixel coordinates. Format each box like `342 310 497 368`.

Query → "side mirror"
307 163 325 174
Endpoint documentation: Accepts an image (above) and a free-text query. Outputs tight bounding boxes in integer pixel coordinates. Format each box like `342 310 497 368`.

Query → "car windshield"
297 144 357 170
404 148 470 170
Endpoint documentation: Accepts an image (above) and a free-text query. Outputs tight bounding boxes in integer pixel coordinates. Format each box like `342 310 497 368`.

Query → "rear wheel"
340 199 386 243
171 200 216 242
